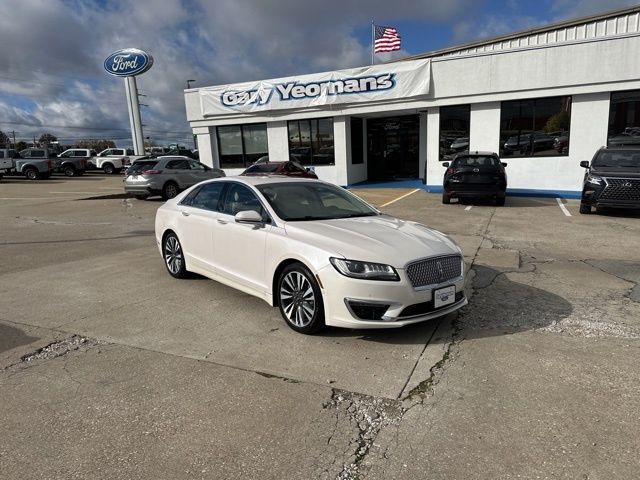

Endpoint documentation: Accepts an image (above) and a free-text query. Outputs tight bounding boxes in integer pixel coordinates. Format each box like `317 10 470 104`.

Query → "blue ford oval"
104 48 153 77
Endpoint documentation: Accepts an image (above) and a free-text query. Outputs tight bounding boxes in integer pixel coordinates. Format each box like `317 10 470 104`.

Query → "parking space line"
379 189 421 208
465 206 472 211
556 197 572 217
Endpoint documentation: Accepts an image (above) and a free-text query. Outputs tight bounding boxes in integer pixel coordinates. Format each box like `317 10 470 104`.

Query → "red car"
241 159 318 179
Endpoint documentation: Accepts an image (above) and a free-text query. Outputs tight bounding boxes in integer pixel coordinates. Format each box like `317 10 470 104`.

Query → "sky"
0 0 636 148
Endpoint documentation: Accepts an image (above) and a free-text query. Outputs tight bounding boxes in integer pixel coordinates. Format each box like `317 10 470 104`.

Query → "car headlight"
330 257 400 281
586 174 603 185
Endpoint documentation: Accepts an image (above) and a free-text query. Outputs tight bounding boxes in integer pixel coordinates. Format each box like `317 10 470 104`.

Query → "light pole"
186 79 196 89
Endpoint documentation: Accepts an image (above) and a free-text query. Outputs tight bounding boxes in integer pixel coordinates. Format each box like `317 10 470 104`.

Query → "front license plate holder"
434 285 456 308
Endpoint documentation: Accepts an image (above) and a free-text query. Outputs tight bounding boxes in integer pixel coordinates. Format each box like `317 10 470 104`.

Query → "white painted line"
379 189 421 208
465 206 472 211
556 197 572 217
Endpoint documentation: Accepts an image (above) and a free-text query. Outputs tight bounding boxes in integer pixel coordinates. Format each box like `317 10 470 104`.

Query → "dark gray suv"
123 156 225 200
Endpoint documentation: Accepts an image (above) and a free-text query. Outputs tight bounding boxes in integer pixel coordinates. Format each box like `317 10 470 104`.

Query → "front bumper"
317 263 467 329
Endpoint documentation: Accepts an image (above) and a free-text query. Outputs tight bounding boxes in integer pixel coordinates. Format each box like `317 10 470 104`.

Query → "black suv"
579 147 640 214
442 151 507 205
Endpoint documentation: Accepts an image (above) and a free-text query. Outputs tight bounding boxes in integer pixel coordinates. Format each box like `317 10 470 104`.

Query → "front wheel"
579 203 591 214
277 263 325 334
63 165 76 177
162 232 188 279
442 193 451 204
495 197 505 206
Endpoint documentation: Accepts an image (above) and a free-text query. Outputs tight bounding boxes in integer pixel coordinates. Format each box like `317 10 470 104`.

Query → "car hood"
591 167 640 178
283 215 460 268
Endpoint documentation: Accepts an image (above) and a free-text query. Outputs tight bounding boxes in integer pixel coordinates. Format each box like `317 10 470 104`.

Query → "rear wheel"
162 232 188 279
579 203 591 214
103 163 115 175
162 181 179 200
277 263 325 334
442 193 451 204
24 168 39 180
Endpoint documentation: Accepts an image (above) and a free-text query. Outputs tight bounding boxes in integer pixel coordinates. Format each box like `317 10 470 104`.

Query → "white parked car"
154 177 467 334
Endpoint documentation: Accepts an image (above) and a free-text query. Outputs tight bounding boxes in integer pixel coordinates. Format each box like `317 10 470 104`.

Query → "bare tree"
39 133 58 145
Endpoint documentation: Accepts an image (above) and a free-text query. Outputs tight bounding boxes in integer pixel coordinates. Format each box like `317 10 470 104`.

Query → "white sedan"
154 177 467 334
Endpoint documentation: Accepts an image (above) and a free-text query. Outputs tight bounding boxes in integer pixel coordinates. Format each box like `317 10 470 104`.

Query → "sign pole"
371 20 375 65
124 76 145 155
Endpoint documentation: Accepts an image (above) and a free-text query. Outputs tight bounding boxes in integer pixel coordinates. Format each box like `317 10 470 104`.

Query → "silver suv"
124 156 225 200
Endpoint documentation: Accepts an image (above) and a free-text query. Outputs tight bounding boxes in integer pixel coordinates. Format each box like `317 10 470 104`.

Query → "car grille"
406 255 462 288
601 178 640 201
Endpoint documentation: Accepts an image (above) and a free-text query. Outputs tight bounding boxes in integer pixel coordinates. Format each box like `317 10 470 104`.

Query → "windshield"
592 151 640 168
454 156 499 167
256 182 378 221
245 164 280 173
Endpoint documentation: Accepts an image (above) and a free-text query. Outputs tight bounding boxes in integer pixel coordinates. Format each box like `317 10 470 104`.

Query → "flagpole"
371 20 375 65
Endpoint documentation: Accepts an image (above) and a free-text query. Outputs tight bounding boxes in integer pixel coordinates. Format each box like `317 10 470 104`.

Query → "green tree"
544 110 570 133
0 130 8 147
16 141 28 151
39 133 58 145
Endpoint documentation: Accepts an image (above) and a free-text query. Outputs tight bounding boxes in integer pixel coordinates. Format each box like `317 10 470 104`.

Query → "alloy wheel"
164 235 183 275
279 271 316 328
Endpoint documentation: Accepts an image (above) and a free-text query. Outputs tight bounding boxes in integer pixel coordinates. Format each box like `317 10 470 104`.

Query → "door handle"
217 219 227 224
181 211 190 217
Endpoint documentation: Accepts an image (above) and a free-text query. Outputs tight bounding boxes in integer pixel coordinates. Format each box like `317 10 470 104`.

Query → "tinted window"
217 123 268 168
126 149 134 155
608 90 640 146
440 105 470 161
351 117 364 165
500 96 571 157
288 118 334 166
129 161 157 173
188 161 207 171
32 150 45 157
165 159 190 169
453 156 499 167
0 152 4 159
244 164 280 173
188 182 225 210
222 183 268 221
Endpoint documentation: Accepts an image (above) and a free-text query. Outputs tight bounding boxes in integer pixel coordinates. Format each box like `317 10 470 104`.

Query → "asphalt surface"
1 174 639 479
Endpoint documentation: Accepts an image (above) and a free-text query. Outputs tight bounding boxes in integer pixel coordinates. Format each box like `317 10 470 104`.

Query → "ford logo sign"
104 48 153 77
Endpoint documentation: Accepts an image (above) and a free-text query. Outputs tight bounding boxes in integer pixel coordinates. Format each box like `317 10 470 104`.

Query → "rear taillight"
48 160 53 168
142 169 162 174
446 167 456 175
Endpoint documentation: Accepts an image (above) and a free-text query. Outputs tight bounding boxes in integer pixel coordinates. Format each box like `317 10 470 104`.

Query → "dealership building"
185 6 640 197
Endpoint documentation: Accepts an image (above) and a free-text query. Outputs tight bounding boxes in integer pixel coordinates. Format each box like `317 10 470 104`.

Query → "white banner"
200 58 431 116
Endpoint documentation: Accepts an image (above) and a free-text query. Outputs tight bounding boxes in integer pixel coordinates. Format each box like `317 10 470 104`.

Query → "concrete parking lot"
1 175 639 479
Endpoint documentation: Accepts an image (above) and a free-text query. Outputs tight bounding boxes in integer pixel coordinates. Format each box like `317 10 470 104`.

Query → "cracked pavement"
1 177 640 479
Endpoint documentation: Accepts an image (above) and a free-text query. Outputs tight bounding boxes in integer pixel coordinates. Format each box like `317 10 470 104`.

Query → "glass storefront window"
288 118 334 166
217 123 268 168
608 90 640 147
440 105 470 161
500 96 571 157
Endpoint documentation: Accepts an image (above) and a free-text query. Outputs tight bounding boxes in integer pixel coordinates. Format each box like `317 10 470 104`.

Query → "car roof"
202 175 323 187
453 150 498 158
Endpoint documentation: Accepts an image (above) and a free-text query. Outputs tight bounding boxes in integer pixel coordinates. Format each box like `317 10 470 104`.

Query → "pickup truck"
55 149 89 176
97 148 145 165
0 148 54 180
65 148 126 174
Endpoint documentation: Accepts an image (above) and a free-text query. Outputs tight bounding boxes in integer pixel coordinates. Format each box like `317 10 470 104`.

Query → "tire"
495 197 505 206
162 181 179 200
24 168 39 180
277 262 325 334
162 232 188 279
442 193 451 204
134 194 149 200
63 165 76 177
103 163 115 175
579 203 591 214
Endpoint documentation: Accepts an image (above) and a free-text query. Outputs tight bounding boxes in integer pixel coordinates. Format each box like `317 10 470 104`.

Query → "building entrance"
367 115 419 181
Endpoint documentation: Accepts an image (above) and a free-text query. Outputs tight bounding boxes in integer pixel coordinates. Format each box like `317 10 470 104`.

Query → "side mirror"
580 161 590 168
235 210 263 224
442 162 450 168
501 162 508 167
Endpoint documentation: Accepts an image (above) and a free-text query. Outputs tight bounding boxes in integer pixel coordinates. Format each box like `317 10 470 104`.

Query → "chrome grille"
601 178 640 201
406 255 462 288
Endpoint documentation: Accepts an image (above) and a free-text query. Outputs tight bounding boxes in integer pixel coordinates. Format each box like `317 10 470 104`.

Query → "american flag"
374 25 401 53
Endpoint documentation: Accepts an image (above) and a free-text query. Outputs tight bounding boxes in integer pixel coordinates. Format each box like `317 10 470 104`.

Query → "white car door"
176 182 225 273
213 182 272 293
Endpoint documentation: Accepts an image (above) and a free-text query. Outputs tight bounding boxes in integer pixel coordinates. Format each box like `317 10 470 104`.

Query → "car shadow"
0 323 39 354
455 197 555 208
321 265 572 345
